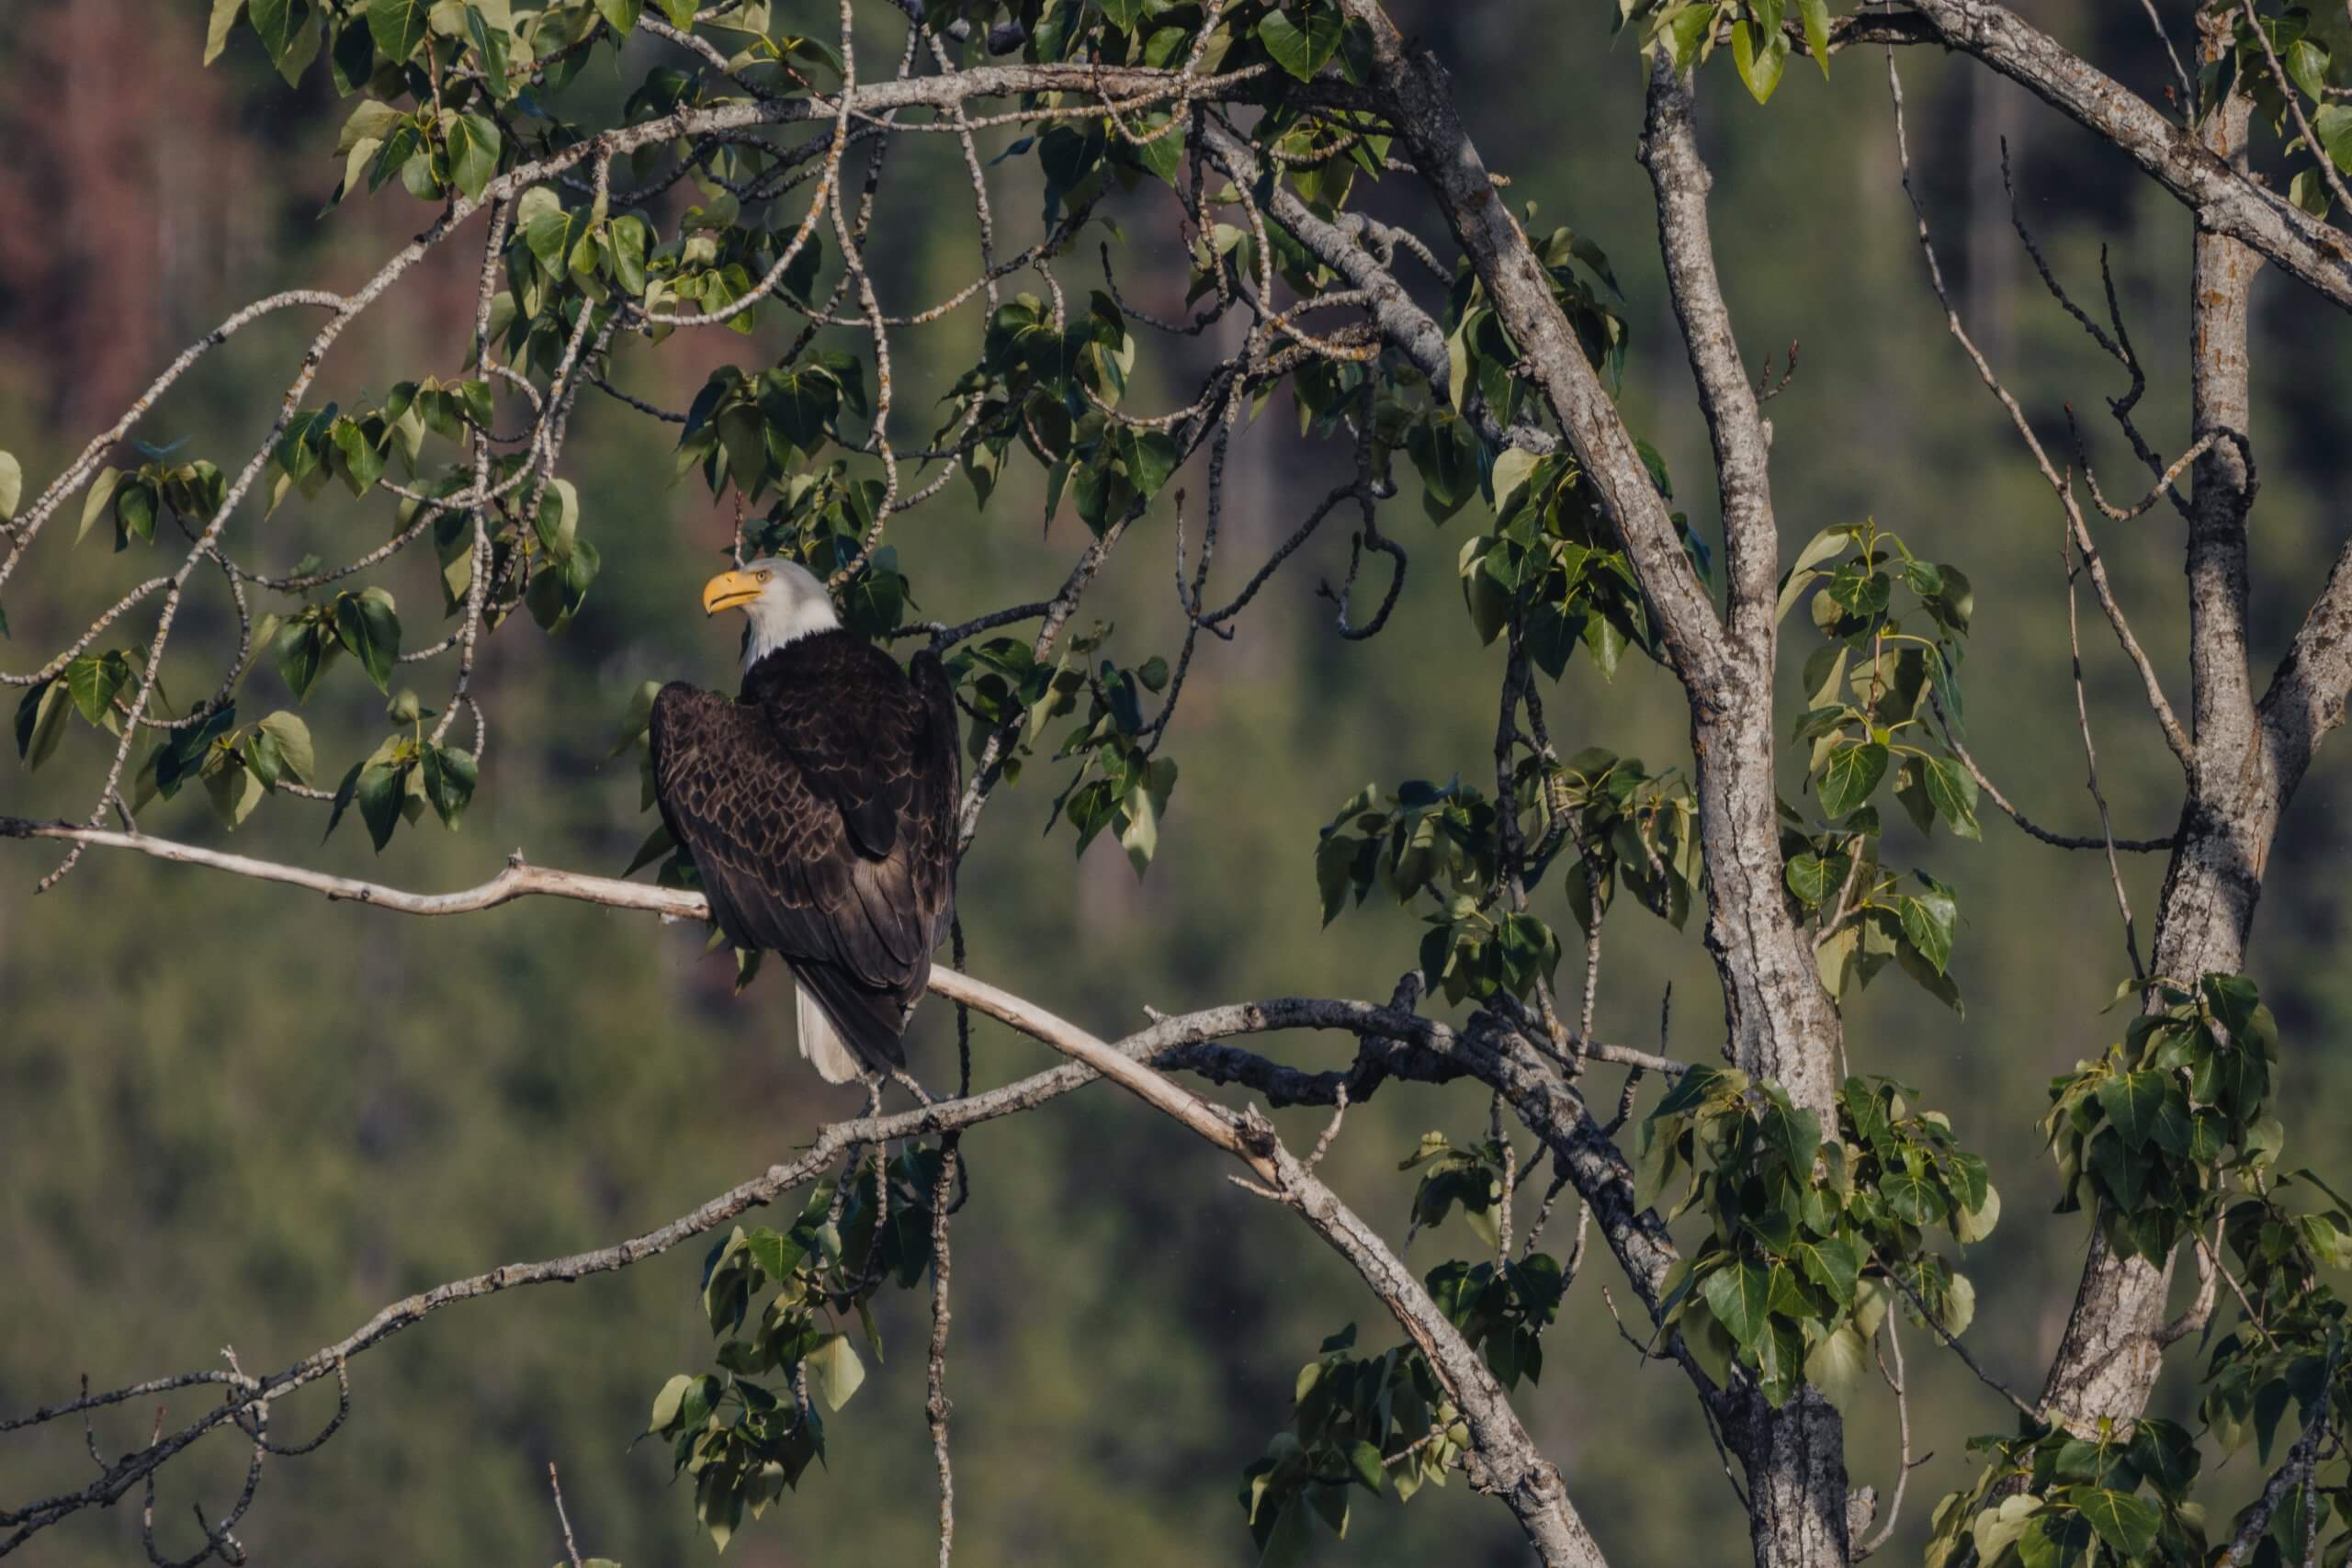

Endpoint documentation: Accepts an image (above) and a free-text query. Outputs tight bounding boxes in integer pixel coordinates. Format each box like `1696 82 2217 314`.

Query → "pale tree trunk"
2036 57 2267 1430
1348 8 1851 1558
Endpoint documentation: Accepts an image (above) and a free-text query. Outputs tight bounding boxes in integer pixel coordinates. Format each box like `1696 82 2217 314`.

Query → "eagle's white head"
702 557 842 669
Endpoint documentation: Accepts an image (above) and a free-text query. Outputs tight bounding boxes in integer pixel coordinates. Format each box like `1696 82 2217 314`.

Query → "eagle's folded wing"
648 682 910 1065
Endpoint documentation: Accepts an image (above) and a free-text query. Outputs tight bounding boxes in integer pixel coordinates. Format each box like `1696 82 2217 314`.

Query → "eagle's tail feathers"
795 981 867 1085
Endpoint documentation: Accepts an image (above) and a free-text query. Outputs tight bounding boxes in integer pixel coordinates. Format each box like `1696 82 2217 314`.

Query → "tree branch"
0 818 1623 1567
1641 53 1779 649
1901 0 2352 316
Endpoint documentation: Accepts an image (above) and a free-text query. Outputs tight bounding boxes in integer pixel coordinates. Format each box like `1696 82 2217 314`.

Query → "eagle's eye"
756 570 773 582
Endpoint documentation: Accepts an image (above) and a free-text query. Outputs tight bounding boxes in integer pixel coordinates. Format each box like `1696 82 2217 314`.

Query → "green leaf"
248 710 314 787
2074 1487 2159 1556
113 480 156 548
275 620 334 703
1804 1323 1869 1409
1921 755 1981 839
593 0 643 32
2094 1069 2170 1151
1758 1093 1821 1180
1898 886 1956 976
356 760 407 851
647 1372 692 1433
607 215 650 296
1816 742 1888 818
1776 525 1852 621
204 755 266 829
330 419 384 496
1952 1180 2001 1244
1799 0 1831 77
1784 851 1847 908
334 588 401 691
1792 1233 1861 1306
1122 428 1180 499
1700 1258 1772 1350
1879 1168 1946 1226
367 0 430 62
446 110 502 201
64 653 131 727
422 745 478 829
205 0 247 63
762 367 841 456
461 7 511 99
247 0 302 65
1729 19 1789 105
807 1332 865 1412
2016 1509 2095 1568
77 466 123 547
1257 6 1342 81
14 682 70 771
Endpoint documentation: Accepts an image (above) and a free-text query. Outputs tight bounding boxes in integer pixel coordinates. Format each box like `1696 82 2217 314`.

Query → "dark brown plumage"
650 626 959 1080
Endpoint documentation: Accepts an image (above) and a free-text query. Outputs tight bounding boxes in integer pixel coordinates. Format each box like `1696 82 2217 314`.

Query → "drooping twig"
1886 49 2192 772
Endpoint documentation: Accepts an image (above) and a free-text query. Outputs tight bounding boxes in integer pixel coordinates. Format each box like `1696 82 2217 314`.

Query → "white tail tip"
795 977 865 1084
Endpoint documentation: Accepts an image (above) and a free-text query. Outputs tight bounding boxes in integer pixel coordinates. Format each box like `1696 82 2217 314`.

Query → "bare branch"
1885 48 2193 770
1901 0 2352 318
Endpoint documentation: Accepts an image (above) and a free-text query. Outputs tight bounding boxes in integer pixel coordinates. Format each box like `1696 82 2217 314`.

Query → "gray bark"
1343 11 1850 1559
1899 0 2352 317
2034 51 2273 1433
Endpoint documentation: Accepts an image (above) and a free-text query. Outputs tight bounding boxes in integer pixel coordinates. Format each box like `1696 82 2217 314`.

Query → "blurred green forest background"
6 4 2352 1565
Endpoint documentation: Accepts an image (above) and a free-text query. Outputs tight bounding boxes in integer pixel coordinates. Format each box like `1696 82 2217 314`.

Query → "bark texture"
1345 12 1850 1558
2034 56 2275 1433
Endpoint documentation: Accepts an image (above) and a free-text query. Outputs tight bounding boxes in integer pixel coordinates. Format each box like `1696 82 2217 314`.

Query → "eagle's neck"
741 625 854 699
742 598 842 671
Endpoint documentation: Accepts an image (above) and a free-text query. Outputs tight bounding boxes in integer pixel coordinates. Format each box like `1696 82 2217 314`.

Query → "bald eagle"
650 559 960 1083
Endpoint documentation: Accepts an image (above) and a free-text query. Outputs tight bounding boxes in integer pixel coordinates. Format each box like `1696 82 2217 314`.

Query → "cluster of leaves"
1925 1419 2208 1568
2208 1 2352 219
1412 221 1696 686
1456 446 1679 681
1645 1068 1996 1407
1238 1325 1469 1568
1925 976 2352 1567
941 620 1185 879
1313 778 1560 1006
210 0 638 133
947 621 1177 876
2043 973 2280 1262
274 380 488 507
1542 747 1700 934
1625 0 1838 105
2202 1168 2352 1438
322 687 479 850
1923 1168 2352 1568
944 291 1176 536
1313 750 1695 1007
14 650 150 775
2195 1168 2352 1565
1241 1128 1565 1567
77 446 224 552
12 654 324 835
1776 518 1976 1011
1400 1132 1570 1382
644 1145 951 1551
677 355 867 506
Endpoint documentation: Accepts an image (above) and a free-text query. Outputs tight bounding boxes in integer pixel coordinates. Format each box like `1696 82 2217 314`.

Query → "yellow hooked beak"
702 569 766 615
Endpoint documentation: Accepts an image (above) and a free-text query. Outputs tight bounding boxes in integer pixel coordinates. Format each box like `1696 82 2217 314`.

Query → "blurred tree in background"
7 3 2352 1567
